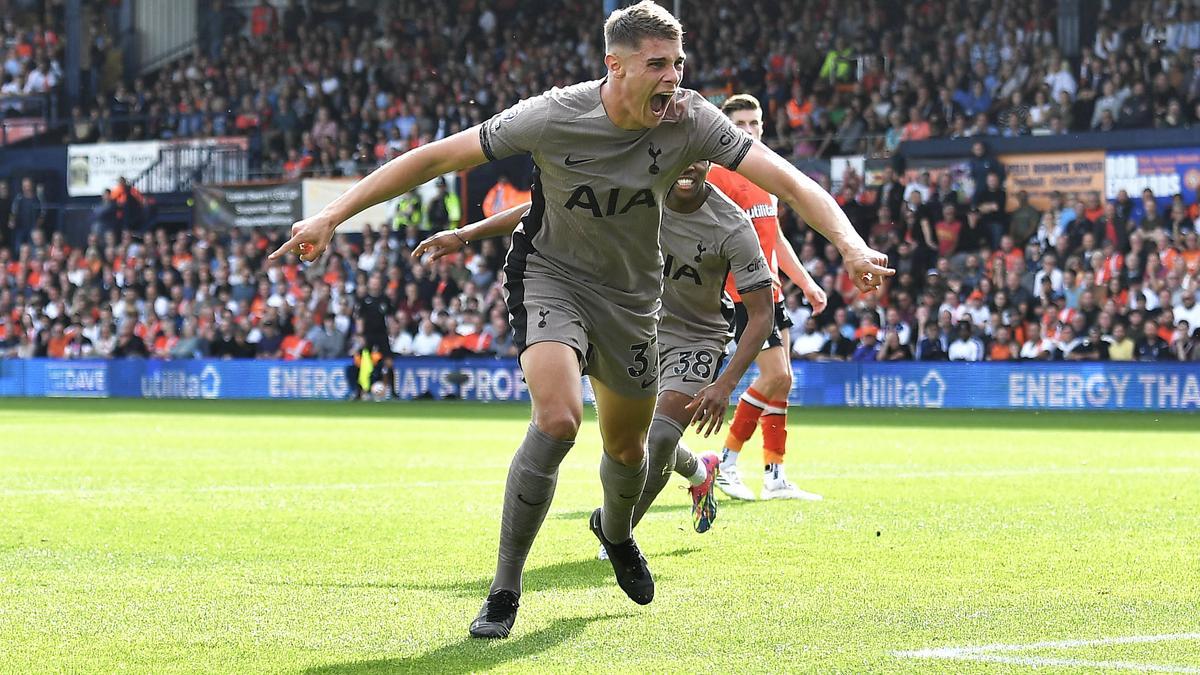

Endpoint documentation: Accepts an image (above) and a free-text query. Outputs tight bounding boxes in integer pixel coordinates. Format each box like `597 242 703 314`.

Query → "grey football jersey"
658 185 771 346
480 80 753 307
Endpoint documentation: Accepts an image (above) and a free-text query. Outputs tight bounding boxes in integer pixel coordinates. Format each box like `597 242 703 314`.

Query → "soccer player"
271 1 891 640
707 94 829 502
417 159 778 538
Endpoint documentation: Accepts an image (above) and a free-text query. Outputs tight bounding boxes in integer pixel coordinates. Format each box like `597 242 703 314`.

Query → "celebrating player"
417 159 778 538
708 94 829 502
271 1 891 640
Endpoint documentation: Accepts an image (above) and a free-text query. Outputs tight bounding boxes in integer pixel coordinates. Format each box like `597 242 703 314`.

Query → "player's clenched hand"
413 230 465 262
843 247 894 294
685 381 734 437
269 213 338 263
801 283 828 314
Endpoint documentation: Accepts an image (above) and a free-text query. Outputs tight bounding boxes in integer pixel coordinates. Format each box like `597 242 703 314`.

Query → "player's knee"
646 421 681 464
535 406 581 441
763 370 793 398
609 445 646 467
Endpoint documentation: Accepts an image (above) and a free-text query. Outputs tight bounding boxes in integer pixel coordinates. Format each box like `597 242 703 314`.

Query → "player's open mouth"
675 177 696 190
650 91 674 117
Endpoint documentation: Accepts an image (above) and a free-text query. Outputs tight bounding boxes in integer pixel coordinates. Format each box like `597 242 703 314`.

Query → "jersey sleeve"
722 213 772 295
479 94 551 161
688 96 754 170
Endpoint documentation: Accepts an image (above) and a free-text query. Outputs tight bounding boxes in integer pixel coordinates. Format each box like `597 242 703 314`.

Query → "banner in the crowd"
303 174 458 233
830 155 865 194
3 359 1199 411
902 158 973 201
999 150 1106 211
1104 147 1200 208
67 141 161 197
67 137 251 196
193 182 302 229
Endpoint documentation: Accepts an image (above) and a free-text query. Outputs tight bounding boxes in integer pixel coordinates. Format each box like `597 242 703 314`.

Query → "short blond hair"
721 94 762 116
604 0 682 53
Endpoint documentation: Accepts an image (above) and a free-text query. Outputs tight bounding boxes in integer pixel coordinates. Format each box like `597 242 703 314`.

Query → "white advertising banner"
67 141 162 196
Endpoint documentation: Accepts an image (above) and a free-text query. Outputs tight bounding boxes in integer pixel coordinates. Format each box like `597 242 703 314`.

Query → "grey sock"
599 450 648 543
673 440 700 479
632 416 684 527
490 423 574 594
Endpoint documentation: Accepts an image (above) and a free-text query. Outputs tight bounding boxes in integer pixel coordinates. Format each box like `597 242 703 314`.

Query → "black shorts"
732 300 793 350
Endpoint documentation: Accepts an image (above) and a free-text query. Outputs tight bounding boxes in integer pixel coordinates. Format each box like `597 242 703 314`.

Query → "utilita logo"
844 370 945 408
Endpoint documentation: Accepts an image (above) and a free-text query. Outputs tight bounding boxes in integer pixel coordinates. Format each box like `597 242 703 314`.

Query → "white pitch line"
808 466 1200 480
941 654 1200 673
896 632 1200 673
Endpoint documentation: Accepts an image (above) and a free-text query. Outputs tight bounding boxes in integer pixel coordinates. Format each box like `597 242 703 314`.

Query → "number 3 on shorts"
627 336 657 378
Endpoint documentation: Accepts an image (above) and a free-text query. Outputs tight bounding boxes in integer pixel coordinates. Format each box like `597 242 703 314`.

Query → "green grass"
1 399 1198 673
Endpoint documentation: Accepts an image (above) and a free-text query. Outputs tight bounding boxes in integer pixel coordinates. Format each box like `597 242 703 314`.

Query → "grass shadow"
255 548 699 598
399 546 699 597
305 612 631 675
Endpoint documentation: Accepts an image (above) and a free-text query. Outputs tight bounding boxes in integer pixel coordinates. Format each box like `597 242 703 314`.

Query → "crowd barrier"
2 358 1199 411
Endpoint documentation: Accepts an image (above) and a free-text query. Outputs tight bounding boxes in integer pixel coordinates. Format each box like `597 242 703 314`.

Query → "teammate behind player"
272 2 890 640
707 94 828 502
417 160 777 535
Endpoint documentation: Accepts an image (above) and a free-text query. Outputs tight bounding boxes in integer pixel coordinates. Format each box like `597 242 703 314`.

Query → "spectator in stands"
947 320 984 361
255 321 283 359
9 178 42 249
410 319 442 357
425 177 461 234
0 181 10 251
973 172 1008 247
915 318 948 361
1176 292 1200 331
816 321 855 361
113 321 148 358
312 315 347 360
1106 323 1135 361
1135 320 1173 361
877 330 912 361
851 326 880 361
791 316 825 360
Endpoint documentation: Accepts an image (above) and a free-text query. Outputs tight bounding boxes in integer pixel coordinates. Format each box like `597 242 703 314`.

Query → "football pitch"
2 399 1198 674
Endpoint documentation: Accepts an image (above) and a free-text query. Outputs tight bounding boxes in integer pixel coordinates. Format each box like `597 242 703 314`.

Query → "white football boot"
761 464 823 501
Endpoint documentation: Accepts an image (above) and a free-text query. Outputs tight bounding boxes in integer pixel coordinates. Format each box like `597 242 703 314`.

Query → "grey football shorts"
504 269 659 399
656 337 727 398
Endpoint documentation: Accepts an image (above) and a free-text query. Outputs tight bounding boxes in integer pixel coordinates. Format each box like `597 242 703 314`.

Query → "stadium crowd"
3 163 1199 363
1 0 1200 366
5 0 1200 165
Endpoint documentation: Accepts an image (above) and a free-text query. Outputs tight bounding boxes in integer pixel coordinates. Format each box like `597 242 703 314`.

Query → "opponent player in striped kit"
708 94 829 501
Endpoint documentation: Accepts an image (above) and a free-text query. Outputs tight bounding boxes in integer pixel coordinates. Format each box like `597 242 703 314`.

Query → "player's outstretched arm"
413 201 531 262
270 127 490 262
774 227 827 314
685 285 774 436
735 142 893 293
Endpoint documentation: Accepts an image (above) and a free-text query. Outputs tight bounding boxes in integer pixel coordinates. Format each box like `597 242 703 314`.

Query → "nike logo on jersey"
564 155 595 166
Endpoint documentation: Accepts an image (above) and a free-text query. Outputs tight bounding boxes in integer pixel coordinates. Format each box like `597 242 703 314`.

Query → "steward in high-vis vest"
426 176 461 232
392 189 423 232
